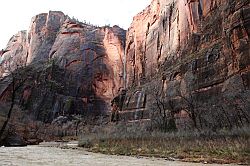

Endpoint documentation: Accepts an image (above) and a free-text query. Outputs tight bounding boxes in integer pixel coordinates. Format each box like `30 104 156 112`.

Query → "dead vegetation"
78 122 250 165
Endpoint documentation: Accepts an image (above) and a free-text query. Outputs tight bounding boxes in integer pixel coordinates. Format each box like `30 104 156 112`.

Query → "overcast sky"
0 0 151 49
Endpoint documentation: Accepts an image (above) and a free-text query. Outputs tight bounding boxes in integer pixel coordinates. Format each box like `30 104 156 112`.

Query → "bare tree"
149 85 177 132
178 93 200 129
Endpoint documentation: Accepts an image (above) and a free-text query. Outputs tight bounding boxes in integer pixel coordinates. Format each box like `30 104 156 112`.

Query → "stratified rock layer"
124 0 250 126
0 11 126 121
0 1 249 129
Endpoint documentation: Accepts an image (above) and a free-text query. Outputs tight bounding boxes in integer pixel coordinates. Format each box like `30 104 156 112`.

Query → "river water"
0 146 234 166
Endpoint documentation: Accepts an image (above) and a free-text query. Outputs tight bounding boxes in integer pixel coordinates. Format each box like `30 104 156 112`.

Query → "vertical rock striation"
124 0 250 125
0 11 126 121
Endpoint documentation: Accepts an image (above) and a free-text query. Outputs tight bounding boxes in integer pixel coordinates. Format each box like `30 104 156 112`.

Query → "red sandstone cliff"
124 0 250 127
0 11 126 119
0 1 249 129
126 0 249 87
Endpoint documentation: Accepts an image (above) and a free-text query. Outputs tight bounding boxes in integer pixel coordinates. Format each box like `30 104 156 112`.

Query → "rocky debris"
51 116 69 125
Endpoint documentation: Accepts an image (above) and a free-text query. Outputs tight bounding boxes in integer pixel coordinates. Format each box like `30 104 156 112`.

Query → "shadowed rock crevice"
0 11 126 123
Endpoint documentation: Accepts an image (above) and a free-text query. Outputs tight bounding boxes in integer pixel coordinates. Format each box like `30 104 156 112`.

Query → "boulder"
2 134 27 147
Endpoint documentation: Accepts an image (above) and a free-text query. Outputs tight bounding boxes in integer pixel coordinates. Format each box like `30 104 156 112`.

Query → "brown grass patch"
79 124 250 165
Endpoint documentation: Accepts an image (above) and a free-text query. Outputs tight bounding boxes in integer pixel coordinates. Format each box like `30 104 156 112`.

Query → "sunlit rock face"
125 0 220 86
125 0 250 123
27 11 66 63
0 11 126 120
50 22 125 100
0 31 28 77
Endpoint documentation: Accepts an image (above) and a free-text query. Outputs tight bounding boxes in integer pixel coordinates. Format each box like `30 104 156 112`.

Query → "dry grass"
78 124 250 164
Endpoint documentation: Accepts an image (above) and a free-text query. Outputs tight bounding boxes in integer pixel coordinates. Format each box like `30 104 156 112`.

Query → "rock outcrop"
0 0 249 130
0 11 126 121
124 0 250 128
0 31 28 77
27 11 66 63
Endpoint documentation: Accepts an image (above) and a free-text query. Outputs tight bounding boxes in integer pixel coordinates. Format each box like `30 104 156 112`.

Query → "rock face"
27 11 66 63
0 11 126 121
0 31 28 77
124 0 250 128
0 1 249 130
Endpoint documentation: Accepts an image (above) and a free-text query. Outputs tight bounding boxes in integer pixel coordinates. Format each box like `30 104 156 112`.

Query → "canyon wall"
0 11 126 121
0 0 249 129
124 0 250 127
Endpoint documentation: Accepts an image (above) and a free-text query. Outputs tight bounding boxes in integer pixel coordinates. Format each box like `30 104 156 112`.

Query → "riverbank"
0 145 236 166
78 124 250 165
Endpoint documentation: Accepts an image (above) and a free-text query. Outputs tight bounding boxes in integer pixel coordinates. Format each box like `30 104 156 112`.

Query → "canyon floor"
0 145 235 166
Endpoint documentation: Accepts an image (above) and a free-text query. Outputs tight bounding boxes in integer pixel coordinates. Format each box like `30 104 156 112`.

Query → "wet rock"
3 134 27 147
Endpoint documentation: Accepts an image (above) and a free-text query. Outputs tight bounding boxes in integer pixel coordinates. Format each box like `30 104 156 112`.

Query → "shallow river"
0 146 234 166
